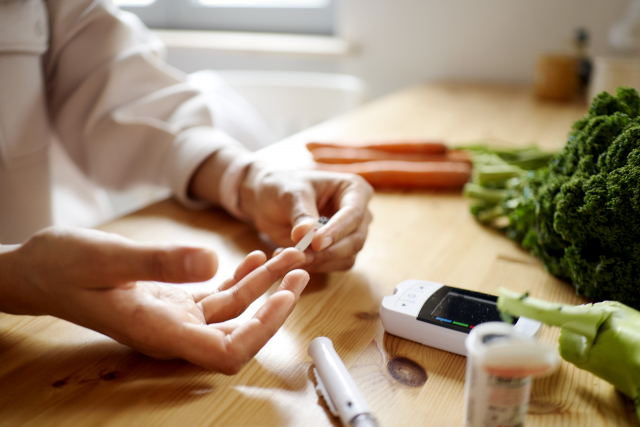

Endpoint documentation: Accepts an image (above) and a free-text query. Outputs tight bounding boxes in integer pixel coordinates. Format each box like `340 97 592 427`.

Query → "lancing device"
308 337 381 427
295 216 329 251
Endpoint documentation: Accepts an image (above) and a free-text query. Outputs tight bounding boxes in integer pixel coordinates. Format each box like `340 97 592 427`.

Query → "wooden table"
1 83 636 426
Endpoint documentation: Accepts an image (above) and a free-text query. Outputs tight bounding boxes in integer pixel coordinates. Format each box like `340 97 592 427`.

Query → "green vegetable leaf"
464 87 640 310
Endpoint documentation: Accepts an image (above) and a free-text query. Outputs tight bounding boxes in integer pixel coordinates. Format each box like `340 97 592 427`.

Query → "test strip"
295 217 329 251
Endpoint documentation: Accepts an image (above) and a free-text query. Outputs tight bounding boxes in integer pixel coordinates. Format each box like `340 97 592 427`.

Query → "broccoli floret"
465 87 640 309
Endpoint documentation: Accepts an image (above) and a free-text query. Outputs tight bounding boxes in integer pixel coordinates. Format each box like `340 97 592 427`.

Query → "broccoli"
497 288 640 421
465 87 640 309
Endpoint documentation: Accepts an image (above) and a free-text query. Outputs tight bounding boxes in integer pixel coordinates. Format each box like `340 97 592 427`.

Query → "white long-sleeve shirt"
0 0 274 243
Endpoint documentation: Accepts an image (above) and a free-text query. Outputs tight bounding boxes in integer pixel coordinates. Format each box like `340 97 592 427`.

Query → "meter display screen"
417 286 513 334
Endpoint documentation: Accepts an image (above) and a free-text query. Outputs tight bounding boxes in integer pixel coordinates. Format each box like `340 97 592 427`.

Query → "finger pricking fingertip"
319 237 333 251
291 217 317 238
299 217 317 227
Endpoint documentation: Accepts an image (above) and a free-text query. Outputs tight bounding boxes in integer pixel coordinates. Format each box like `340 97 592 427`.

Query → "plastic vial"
463 322 559 427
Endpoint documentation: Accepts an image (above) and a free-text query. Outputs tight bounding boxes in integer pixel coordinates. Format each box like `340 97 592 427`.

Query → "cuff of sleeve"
166 126 244 210
218 153 257 222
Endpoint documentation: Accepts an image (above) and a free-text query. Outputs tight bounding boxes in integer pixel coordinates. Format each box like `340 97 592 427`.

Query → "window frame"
117 0 336 35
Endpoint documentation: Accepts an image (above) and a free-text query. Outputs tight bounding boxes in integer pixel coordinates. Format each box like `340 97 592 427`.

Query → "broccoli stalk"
463 183 508 204
498 288 640 421
474 165 524 185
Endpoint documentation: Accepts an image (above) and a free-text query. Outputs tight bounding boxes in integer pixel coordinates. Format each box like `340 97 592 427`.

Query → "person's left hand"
239 167 374 272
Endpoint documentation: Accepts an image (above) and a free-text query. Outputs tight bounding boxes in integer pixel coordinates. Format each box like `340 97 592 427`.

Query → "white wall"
338 0 630 98
165 0 631 99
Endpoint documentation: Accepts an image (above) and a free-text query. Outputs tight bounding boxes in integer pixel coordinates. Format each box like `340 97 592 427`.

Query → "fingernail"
185 250 212 280
319 237 333 251
299 217 317 228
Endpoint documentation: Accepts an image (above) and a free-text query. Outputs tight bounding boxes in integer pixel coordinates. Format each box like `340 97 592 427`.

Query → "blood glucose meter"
380 280 543 356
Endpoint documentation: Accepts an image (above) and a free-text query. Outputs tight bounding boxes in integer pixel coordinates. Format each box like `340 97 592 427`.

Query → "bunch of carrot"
307 138 472 189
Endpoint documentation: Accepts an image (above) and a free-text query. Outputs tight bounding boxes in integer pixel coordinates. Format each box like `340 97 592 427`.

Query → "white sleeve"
43 0 244 208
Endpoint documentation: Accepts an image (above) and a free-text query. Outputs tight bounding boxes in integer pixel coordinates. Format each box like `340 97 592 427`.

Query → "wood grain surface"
1 83 636 426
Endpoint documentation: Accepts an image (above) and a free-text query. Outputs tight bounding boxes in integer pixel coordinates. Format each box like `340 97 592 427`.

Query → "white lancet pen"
308 337 381 427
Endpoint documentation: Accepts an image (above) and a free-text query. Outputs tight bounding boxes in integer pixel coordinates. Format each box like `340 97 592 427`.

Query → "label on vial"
465 358 531 427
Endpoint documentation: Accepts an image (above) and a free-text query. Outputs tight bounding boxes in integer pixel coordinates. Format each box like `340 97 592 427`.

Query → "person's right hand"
0 227 309 374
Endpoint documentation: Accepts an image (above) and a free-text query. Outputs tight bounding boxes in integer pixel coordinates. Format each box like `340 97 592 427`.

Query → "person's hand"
239 167 374 272
187 148 373 272
0 227 309 374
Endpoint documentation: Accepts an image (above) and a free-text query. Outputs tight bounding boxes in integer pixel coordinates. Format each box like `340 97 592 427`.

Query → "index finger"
199 248 305 323
311 176 373 252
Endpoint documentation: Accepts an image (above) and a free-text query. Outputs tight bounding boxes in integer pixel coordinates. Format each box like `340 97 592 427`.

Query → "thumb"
22 227 218 289
106 242 218 285
288 190 320 245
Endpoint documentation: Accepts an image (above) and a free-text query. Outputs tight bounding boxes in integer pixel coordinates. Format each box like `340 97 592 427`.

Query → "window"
115 0 335 35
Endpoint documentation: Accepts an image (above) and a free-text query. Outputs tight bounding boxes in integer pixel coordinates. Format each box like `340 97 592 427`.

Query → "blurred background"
57 0 639 227
115 0 635 102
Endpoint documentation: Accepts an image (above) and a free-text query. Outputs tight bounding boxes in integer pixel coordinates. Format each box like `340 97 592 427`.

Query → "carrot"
315 161 472 188
310 147 472 165
306 138 447 154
